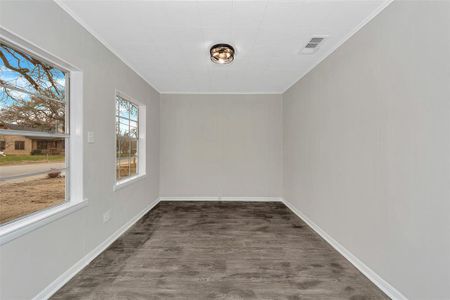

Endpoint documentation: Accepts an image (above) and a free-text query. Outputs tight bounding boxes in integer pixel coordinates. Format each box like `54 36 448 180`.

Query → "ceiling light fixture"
210 43 235 64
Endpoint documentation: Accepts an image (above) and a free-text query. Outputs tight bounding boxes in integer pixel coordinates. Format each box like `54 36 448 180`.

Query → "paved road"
0 162 65 180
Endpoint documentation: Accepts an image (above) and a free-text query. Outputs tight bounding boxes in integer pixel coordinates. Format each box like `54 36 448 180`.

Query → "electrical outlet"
103 210 111 223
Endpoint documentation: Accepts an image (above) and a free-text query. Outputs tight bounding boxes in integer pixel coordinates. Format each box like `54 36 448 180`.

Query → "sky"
0 43 66 110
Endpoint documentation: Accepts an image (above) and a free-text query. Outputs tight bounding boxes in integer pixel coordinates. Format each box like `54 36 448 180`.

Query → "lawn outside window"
0 29 85 245
114 90 146 190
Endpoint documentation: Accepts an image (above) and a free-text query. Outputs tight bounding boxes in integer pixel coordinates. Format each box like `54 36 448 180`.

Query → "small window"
0 140 5 151
14 141 25 150
115 93 145 184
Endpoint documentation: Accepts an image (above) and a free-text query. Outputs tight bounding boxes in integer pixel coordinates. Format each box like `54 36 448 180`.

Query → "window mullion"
0 82 66 104
0 129 68 139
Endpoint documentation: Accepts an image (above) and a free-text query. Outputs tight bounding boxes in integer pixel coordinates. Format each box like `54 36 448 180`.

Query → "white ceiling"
57 0 391 94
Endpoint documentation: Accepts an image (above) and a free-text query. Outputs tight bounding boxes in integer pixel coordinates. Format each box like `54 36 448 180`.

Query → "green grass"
0 155 65 166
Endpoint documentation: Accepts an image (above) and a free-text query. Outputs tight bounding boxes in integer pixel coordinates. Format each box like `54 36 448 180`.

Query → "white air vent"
301 36 326 54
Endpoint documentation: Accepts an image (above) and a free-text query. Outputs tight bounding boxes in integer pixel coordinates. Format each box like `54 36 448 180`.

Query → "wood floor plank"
52 201 389 300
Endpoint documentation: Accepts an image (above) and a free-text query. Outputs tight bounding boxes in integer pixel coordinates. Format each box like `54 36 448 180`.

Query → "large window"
115 93 142 183
0 40 68 225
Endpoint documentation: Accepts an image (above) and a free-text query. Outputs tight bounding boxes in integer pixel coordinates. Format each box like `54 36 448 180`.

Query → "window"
0 140 5 151
37 140 48 150
115 93 140 183
0 40 69 225
14 141 25 150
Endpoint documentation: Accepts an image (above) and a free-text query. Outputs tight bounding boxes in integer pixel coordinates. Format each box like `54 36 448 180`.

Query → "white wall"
160 94 282 198
0 1 160 299
283 1 450 299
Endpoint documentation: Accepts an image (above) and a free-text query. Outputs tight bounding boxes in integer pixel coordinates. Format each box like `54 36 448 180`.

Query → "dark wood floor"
52 201 388 299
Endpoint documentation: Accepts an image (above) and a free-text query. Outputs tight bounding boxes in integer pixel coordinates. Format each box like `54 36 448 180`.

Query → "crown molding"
54 0 161 94
282 0 394 94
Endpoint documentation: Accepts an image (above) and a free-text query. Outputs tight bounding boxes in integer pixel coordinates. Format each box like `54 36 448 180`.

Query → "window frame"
113 90 146 190
0 28 86 245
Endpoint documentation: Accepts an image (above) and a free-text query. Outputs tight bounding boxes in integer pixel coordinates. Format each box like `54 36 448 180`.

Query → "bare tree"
0 43 66 132
116 96 138 156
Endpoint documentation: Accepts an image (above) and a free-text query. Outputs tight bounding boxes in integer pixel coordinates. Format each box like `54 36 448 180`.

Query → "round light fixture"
210 43 235 64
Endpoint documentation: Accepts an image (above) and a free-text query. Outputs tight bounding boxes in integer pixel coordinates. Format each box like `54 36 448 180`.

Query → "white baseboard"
281 198 408 300
221 197 282 202
159 196 219 201
33 198 160 300
159 196 282 202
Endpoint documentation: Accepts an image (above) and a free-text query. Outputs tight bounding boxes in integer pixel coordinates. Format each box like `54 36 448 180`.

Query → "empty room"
0 0 449 299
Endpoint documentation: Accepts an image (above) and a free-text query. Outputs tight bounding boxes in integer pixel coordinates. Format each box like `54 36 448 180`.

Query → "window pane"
116 156 122 181
130 154 138 177
117 154 130 179
130 120 138 129
117 96 130 119
0 42 66 101
117 132 130 180
0 86 66 134
0 136 66 224
130 104 138 122
130 138 138 156
117 116 130 129
130 125 138 138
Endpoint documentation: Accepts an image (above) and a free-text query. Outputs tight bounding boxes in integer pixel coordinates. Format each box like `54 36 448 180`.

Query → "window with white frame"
115 93 144 183
0 40 69 224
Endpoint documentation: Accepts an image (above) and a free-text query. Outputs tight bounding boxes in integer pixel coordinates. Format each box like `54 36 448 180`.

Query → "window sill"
114 173 147 191
0 199 88 246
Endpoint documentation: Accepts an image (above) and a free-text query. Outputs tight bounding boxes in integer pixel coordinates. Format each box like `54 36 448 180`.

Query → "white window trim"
0 28 86 245
114 89 146 190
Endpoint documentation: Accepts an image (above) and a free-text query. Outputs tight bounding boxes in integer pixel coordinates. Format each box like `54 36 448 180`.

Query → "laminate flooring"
52 201 389 300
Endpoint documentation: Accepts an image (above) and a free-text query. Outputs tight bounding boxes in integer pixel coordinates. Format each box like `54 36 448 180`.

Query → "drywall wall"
283 1 450 299
0 1 160 299
160 94 282 198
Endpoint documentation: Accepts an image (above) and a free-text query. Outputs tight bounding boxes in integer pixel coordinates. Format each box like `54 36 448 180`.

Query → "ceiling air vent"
301 37 326 54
